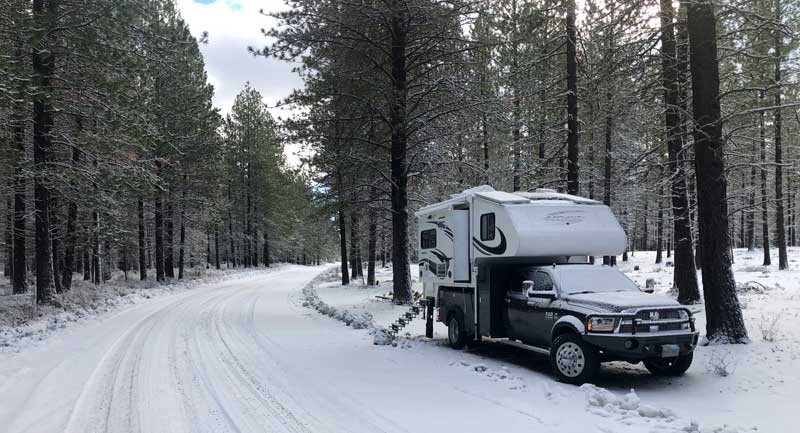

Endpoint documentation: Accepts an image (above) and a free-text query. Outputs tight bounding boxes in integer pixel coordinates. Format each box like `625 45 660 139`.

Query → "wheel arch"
551 315 585 342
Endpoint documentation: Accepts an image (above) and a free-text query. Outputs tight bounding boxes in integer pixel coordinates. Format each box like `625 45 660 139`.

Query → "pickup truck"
437 263 699 384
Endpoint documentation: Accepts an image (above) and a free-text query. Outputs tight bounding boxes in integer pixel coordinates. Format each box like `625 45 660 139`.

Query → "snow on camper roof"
416 186 600 216
416 185 496 214
515 189 601 205
474 191 530 204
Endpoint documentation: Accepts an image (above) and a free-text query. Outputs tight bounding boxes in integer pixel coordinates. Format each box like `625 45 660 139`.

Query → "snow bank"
582 384 676 420
302 283 376 331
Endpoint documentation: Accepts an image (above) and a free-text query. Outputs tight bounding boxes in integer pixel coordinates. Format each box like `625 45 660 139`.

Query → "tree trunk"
122 243 128 281
32 0 57 303
4 198 11 278
686 0 747 342
642 199 649 251
262 231 270 267
50 196 63 293
660 0 699 304
206 230 211 269
12 91 27 294
63 141 80 291
759 90 771 266
337 175 350 286
227 186 236 268
565 0 579 196
252 204 259 267
746 140 756 251
602 87 613 266
165 198 175 278
178 185 186 279
102 238 111 281
367 186 378 286
138 199 147 280
656 182 664 264
91 212 100 285
82 245 90 281
773 0 788 270
154 189 165 281
389 3 412 303
215 228 221 270
349 201 361 279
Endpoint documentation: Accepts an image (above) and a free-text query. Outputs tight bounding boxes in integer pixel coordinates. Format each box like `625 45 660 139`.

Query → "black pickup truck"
436 263 699 384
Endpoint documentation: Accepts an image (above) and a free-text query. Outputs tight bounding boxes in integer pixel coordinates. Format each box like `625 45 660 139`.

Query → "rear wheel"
447 313 467 349
550 334 599 384
643 352 693 376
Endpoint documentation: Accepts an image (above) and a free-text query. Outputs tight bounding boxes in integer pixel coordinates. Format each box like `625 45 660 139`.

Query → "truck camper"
416 186 699 384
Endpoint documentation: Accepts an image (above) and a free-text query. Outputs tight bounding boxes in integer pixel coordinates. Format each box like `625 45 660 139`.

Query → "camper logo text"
544 210 586 225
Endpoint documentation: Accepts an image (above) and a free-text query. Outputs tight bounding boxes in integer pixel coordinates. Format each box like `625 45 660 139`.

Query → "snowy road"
0 264 769 433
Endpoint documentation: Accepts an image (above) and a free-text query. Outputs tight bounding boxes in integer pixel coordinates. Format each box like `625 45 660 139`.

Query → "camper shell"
416 186 698 384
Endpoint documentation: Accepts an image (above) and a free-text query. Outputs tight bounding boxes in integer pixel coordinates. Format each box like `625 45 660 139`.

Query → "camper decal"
472 228 507 255
426 221 454 240
429 249 451 266
419 258 437 273
544 210 587 225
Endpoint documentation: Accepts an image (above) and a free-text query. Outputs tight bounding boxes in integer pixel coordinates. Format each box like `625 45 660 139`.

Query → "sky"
176 0 305 163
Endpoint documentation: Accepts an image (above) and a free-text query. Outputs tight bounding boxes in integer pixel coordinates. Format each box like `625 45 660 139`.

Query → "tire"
447 312 467 349
550 334 599 385
643 352 693 376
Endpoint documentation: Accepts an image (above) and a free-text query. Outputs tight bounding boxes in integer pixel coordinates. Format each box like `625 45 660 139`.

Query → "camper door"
446 210 470 282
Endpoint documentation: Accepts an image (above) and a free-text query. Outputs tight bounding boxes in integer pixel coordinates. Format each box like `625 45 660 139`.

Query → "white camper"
416 185 627 297
415 186 698 384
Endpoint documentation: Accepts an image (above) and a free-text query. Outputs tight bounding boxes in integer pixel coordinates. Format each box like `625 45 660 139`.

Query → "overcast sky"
175 0 307 164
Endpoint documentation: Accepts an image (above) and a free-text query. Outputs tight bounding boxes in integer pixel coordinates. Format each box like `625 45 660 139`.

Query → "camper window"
480 213 495 241
420 229 436 249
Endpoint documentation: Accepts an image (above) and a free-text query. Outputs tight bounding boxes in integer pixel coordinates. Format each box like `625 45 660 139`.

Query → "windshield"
557 266 639 295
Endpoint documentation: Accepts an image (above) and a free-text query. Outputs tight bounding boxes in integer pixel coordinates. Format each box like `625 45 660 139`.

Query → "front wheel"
643 352 693 376
447 313 467 349
550 334 599 385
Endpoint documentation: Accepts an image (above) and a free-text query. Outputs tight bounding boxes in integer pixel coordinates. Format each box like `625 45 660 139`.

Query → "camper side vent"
436 263 447 278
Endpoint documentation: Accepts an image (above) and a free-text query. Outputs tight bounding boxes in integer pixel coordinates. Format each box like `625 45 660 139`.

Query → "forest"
2 0 799 345
0 0 337 305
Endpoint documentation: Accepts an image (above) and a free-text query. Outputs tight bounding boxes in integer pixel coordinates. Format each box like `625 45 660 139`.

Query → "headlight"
678 310 690 320
587 317 616 332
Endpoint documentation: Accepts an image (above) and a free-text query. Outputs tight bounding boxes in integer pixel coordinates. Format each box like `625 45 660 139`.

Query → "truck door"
520 271 557 347
447 210 470 282
504 286 527 341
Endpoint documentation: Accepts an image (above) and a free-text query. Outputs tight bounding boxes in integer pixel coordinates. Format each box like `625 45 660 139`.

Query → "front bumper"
584 331 700 360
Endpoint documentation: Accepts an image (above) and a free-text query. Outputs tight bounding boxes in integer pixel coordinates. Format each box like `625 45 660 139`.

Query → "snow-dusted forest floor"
0 265 292 353
0 253 796 433
310 248 800 432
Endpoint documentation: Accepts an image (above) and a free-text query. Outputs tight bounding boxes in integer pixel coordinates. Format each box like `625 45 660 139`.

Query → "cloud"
176 0 301 118
176 0 306 164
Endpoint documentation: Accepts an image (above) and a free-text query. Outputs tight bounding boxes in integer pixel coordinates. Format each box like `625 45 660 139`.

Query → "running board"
497 339 550 356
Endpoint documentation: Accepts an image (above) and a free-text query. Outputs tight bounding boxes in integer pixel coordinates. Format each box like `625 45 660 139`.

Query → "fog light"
625 339 639 350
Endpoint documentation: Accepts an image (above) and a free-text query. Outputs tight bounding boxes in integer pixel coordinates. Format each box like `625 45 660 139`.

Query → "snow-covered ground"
0 251 796 433
311 249 800 432
0 265 293 353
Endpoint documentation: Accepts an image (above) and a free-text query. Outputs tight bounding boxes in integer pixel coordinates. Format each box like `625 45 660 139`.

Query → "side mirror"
641 287 655 294
522 280 534 292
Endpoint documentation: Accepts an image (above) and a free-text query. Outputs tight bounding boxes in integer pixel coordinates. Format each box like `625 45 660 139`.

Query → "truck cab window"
420 229 436 249
533 272 554 291
480 213 495 241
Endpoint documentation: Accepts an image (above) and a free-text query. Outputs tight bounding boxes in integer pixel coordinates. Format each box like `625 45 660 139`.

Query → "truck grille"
618 309 686 333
